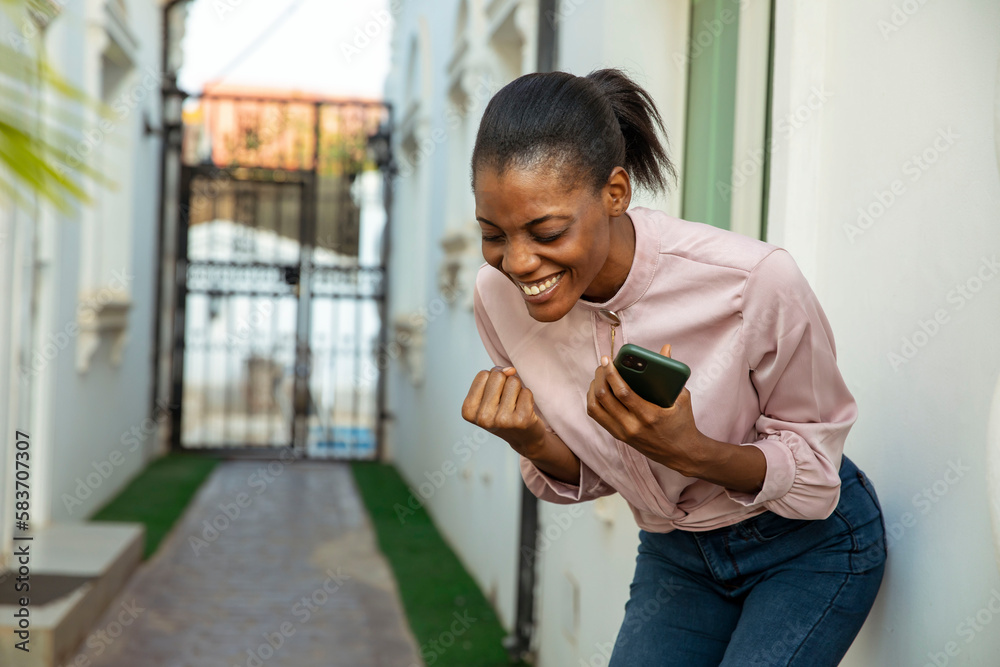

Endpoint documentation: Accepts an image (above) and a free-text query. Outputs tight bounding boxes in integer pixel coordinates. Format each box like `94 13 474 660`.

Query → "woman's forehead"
475 162 588 200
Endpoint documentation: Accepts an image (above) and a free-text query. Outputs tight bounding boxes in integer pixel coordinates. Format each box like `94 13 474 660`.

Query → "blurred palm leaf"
0 0 114 212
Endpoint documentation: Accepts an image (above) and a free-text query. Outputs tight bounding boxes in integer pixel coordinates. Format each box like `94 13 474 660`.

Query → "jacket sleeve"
472 274 617 504
724 249 858 520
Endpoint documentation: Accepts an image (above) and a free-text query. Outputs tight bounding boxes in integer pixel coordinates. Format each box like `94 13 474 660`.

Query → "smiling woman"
470 70 669 322
460 69 887 667
473 167 633 319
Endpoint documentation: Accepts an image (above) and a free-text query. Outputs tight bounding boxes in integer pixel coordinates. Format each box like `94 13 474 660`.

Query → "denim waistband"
639 455 887 584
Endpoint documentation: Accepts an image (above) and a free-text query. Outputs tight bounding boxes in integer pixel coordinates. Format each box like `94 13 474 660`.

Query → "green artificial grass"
90 453 220 559
351 461 529 667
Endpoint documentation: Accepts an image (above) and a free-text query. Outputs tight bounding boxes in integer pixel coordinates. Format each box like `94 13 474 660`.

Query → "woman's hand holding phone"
587 343 707 476
589 344 767 494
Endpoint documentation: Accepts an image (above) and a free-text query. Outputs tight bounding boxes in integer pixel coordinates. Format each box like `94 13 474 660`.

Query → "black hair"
471 68 677 194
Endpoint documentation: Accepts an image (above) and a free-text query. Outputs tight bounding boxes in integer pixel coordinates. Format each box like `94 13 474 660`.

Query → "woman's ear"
604 166 632 216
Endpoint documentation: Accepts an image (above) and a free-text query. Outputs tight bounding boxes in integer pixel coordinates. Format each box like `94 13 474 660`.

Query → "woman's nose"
501 239 540 278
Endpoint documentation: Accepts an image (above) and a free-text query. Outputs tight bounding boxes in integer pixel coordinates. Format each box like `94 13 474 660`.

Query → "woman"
461 68 886 666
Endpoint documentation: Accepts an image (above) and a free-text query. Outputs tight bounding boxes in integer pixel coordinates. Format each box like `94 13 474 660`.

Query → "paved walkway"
69 461 422 667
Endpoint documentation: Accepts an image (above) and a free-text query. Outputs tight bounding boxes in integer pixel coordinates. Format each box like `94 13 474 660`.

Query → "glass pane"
682 0 741 230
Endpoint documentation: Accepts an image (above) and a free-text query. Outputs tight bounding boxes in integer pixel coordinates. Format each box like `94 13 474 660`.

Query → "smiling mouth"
516 271 565 296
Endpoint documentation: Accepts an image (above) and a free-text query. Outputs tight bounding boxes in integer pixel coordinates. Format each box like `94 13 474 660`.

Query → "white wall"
766 2 1000 665
0 1 38 574
0 202 38 571
23 0 164 525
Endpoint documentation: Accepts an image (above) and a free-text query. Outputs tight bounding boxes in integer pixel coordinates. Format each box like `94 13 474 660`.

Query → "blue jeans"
609 456 887 666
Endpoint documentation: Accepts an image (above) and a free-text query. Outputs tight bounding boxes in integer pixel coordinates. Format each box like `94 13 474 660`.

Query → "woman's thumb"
659 343 672 358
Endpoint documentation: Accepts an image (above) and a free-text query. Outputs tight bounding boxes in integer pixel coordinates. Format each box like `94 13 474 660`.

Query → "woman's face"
474 164 632 323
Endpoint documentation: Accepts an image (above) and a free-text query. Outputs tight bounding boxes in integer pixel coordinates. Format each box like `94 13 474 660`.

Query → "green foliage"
0 0 111 212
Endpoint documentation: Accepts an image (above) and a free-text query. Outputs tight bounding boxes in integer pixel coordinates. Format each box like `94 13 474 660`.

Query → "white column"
764 0 831 285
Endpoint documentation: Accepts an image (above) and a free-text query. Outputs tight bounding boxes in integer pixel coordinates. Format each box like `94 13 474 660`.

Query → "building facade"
0 0 170 664
382 1 1000 665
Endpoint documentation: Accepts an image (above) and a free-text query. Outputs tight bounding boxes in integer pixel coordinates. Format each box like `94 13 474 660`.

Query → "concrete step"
0 523 144 667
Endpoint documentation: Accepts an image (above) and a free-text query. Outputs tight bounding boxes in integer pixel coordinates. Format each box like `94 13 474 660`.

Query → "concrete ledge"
0 523 144 667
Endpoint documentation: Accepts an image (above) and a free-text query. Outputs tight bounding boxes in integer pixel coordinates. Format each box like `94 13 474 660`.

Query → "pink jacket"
472 206 858 532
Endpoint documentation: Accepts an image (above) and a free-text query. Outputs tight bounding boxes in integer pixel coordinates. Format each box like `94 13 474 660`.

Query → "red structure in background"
181 83 385 174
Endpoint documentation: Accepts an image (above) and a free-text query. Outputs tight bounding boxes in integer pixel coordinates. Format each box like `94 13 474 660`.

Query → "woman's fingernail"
601 356 609 367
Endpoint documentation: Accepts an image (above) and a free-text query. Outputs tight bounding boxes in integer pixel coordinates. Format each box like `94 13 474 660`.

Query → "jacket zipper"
597 308 620 360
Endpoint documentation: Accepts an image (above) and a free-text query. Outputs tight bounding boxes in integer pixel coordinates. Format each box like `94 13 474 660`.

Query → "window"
681 0 773 239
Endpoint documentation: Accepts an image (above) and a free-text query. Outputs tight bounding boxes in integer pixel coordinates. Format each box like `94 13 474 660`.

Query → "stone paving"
67 460 422 667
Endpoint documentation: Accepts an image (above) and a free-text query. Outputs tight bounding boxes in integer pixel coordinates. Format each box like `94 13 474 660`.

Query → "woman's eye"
481 234 503 243
533 231 564 243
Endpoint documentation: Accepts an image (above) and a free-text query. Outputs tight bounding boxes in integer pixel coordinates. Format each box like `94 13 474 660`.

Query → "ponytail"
585 69 677 193
471 68 677 195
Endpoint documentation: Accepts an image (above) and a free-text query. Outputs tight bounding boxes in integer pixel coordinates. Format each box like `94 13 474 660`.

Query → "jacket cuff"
520 455 603 503
724 439 796 506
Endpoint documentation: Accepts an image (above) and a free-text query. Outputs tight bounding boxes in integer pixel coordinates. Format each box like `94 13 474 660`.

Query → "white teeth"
520 272 562 296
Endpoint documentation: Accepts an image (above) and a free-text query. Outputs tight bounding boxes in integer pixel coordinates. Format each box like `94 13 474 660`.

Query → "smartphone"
613 343 691 408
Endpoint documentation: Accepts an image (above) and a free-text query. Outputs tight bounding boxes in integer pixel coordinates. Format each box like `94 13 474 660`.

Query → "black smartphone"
613 343 691 408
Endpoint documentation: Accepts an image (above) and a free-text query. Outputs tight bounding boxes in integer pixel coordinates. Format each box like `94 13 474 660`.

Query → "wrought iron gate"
169 93 390 459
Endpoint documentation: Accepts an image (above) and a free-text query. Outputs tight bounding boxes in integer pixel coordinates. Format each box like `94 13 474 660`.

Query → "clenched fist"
461 366 547 456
